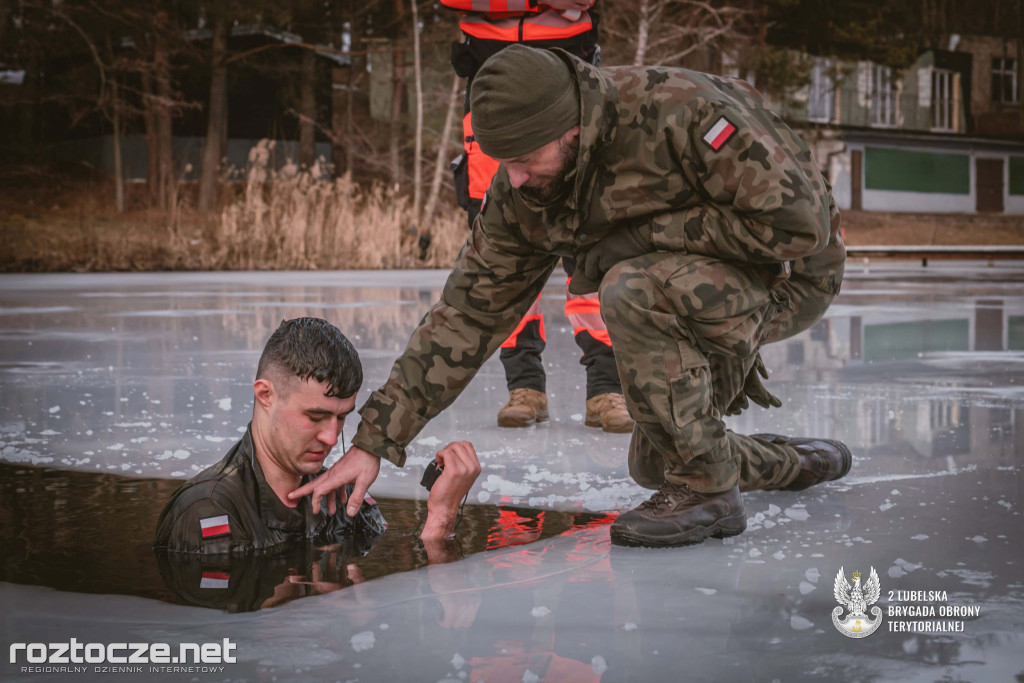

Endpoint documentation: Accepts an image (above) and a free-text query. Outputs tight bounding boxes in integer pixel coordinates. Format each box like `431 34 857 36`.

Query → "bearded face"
515 135 580 205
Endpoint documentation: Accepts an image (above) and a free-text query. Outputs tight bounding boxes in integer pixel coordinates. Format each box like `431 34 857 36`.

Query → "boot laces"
606 392 627 413
507 388 533 407
638 481 691 511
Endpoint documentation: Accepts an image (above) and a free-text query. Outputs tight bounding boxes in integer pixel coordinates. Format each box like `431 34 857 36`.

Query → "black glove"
725 352 782 416
568 221 653 295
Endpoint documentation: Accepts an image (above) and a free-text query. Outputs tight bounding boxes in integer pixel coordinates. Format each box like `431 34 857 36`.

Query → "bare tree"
299 48 317 169
603 0 749 68
422 72 461 228
198 14 230 212
411 0 424 222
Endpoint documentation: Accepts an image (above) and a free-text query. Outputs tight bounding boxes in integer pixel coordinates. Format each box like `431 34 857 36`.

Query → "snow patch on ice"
350 631 375 652
482 474 533 497
451 653 465 669
784 507 809 521
48 406 60 414
910 534 929 541
694 587 717 596
969 535 987 543
790 615 813 631
799 582 816 595
591 656 608 675
531 606 551 617
623 622 638 631
155 449 190 460
216 398 232 411
416 436 442 447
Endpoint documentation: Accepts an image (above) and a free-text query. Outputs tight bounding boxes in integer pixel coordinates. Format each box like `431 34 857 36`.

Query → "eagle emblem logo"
832 566 883 638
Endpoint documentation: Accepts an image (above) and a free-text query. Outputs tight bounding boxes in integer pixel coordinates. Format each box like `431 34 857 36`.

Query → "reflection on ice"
1 263 1023 681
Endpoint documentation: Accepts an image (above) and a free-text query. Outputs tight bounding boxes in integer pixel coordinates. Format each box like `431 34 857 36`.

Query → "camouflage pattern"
600 251 836 492
352 49 845 488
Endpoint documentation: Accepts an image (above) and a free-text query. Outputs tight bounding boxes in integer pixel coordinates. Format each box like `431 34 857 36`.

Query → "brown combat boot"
585 392 635 433
497 388 549 428
610 483 746 547
752 434 852 491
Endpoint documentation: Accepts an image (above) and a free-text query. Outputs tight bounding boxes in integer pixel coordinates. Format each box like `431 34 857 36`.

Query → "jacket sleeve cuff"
352 391 429 467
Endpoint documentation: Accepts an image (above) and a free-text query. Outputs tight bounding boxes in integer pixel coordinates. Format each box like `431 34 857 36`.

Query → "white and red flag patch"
703 116 736 151
199 514 231 538
200 572 230 589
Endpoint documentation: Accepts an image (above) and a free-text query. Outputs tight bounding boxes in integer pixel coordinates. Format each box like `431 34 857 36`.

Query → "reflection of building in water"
847 297 1024 362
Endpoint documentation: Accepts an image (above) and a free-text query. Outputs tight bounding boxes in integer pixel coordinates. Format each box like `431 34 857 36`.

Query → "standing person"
292 46 851 549
443 0 632 433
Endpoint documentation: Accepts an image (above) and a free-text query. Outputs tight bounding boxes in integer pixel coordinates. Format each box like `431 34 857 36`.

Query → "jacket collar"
239 424 318 533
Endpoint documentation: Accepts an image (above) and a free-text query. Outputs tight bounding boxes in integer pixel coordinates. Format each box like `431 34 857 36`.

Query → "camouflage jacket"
352 50 845 466
154 425 386 555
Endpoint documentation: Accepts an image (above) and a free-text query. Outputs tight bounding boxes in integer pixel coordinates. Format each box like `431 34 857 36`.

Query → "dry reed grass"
0 144 467 272
215 140 465 271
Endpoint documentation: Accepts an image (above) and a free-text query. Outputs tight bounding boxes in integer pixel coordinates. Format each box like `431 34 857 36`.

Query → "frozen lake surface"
2 262 1023 682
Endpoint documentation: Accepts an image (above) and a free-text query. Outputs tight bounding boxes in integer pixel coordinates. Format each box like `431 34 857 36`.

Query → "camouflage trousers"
599 252 838 493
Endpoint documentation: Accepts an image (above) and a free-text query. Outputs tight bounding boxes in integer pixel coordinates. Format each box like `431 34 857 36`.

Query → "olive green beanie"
470 44 580 159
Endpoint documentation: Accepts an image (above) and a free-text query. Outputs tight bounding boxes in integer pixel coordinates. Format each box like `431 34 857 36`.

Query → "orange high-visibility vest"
440 1 594 42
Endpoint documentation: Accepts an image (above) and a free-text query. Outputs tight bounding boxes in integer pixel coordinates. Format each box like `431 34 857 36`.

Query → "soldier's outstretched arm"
288 445 381 516
656 101 833 264
346 188 558 475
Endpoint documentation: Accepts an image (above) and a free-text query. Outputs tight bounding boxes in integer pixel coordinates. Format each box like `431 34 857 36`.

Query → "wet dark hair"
256 318 362 399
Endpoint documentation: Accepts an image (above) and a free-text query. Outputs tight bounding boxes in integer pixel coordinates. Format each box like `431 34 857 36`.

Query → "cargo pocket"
665 364 728 464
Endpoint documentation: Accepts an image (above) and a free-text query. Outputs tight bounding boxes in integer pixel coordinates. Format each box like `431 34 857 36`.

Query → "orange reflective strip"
500 298 544 348
463 112 500 200
458 11 593 40
564 297 601 316
574 327 611 346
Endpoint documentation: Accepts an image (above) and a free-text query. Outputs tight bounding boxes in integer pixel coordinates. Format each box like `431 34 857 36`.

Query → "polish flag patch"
200 572 230 589
200 515 231 538
703 116 736 151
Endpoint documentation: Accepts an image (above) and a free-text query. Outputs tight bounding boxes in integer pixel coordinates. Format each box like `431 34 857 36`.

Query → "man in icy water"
290 46 851 548
154 317 480 554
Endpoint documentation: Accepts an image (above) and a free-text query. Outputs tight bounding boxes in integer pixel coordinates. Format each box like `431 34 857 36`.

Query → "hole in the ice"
0 463 613 613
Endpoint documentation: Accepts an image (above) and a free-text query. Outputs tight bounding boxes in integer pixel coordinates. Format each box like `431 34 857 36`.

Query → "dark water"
0 463 613 613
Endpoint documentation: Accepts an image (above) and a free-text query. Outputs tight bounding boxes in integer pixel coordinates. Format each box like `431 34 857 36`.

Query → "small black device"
420 460 444 491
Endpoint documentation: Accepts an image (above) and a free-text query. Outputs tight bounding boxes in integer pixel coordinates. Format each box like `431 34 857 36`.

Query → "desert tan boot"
497 388 549 428
585 392 634 433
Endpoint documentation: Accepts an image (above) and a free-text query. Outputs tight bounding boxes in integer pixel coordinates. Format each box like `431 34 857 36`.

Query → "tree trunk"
345 48 356 176
389 0 405 188
633 0 650 66
199 14 229 212
422 72 460 229
411 0 423 222
142 71 160 207
112 78 124 213
299 48 317 170
154 26 175 212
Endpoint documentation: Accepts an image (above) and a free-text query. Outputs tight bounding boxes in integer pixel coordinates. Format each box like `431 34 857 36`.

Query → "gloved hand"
568 221 653 295
725 352 782 416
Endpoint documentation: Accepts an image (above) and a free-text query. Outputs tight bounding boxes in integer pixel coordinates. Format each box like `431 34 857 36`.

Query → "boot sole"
498 410 549 428
609 512 747 548
585 416 634 433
